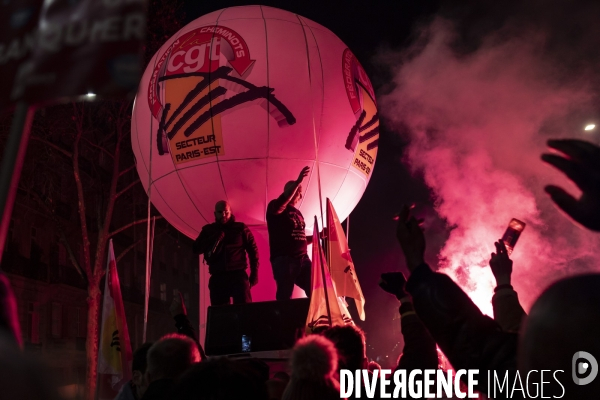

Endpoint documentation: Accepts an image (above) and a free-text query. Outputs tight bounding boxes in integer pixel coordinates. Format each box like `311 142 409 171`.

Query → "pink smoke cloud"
380 18 600 314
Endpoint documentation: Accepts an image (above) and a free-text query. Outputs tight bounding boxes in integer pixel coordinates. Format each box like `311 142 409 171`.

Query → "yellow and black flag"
98 239 132 398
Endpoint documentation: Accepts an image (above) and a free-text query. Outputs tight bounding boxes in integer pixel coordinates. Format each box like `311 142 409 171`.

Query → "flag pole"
315 217 332 327
346 215 349 242
0 102 35 265
325 199 331 279
320 242 332 327
143 216 156 343
143 50 160 342
97 239 113 399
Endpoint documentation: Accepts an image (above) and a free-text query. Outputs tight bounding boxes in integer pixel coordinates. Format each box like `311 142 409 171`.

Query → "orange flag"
98 239 132 395
306 217 353 332
326 199 365 320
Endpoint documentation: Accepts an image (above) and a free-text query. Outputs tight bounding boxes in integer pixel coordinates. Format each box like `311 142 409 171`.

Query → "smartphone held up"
501 218 526 255
241 334 252 352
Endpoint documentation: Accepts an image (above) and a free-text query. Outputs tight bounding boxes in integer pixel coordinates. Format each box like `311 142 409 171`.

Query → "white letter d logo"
572 351 598 386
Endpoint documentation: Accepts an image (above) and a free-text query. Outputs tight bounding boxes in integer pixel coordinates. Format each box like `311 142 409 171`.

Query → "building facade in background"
2 194 199 396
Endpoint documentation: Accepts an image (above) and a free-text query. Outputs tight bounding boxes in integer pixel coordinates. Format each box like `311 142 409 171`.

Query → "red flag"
98 239 132 398
306 217 353 332
326 199 365 320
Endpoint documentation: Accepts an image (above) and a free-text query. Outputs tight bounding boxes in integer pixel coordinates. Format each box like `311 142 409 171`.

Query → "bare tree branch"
94 109 128 281
82 136 114 161
98 131 117 147
115 179 140 199
109 216 163 238
30 136 72 158
119 164 136 178
116 238 145 264
96 200 103 235
59 229 88 285
115 229 167 263
72 102 93 279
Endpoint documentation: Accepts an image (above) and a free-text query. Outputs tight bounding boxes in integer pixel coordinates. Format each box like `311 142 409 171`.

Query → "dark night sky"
180 0 445 361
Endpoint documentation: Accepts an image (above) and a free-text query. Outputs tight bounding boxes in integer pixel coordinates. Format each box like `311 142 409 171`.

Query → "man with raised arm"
267 166 315 300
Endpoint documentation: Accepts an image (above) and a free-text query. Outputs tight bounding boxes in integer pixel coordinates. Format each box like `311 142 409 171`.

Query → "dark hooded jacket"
192 215 259 275
406 263 520 399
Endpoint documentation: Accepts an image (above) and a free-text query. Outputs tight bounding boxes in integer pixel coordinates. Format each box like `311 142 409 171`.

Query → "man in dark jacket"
193 200 259 306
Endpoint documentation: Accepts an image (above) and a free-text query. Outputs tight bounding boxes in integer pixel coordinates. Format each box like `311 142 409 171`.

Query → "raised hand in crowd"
393 205 519 397
395 205 425 272
379 272 409 301
296 166 310 184
489 240 513 286
489 240 526 332
541 139 600 231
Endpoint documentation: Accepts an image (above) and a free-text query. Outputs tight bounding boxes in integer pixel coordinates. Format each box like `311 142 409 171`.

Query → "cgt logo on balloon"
147 25 296 164
343 49 380 177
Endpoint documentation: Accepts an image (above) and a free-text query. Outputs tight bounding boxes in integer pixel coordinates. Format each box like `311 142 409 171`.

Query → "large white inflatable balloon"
132 5 380 242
